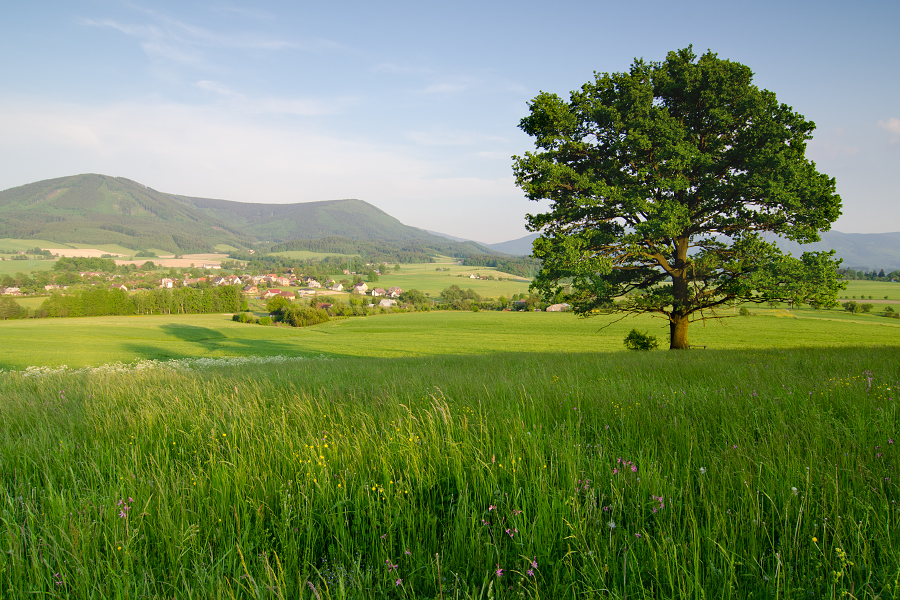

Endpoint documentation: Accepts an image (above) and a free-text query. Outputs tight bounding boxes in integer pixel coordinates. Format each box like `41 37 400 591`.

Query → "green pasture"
0 308 898 371
377 262 531 298
0 238 68 251
270 250 355 260
64 242 137 255
0 259 57 277
839 279 900 300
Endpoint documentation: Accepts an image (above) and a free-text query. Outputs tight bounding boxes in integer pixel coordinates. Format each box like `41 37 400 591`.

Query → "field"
377 261 531 298
270 250 355 260
1 308 898 371
0 259 57 277
2 303 899 598
840 280 900 300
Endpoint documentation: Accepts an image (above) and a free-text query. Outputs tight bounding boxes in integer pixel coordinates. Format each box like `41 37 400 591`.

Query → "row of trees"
460 256 539 278
38 286 242 318
839 268 900 281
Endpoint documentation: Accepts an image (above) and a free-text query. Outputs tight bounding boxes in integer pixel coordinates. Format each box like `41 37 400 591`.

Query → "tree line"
460 255 539 278
37 286 242 318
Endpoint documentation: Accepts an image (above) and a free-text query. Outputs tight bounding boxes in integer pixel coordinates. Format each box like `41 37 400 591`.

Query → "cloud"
210 5 274 20
371 63 434 75
405 128 507 147
878 117 900 142
81 9 344 67
195 81 353 116
418 82 471 95
196 80 242 97
0 98 528 243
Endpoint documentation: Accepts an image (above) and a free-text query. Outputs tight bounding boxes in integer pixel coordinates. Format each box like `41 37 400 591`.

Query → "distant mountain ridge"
0 174 464 254
2 174 897 267
438 230 900 270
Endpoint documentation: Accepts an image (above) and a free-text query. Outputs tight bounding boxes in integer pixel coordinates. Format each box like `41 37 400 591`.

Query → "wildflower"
635 533 642 538
812 537 818 543
495 565 503 577
607 520 616 530
527 569 534 576
631 465 638 472
531 557 538 569
395 578 402 586
791 487 799 496
699 467 707 475
404 549 411 555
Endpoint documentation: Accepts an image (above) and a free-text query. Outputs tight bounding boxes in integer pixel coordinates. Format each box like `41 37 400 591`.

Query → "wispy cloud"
371 63 434 75
196 80 241 97
0 98 527 239
418 81 472 95
210 5 274 21
878 117 900 142
406 127 507 147
80 8 344 69
195 80 354 116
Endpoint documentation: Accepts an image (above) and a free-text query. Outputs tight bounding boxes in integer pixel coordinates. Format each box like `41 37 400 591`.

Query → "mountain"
0 174 456 253
0 174 251 253
767 231 900 271
176 195 446 243
426 231 539 256
478 230 900 269
484 233 540 256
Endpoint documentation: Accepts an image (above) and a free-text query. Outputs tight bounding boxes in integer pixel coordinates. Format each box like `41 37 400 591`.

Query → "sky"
0 0 897 243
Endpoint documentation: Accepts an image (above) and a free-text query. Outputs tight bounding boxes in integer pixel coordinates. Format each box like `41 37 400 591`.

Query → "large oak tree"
513 47 843 349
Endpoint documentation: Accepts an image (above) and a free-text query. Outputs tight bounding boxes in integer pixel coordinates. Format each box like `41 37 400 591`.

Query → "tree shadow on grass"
119 323 359 362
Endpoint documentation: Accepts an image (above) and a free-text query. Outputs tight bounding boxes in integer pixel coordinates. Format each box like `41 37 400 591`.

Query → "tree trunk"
669 313 690 349
670 235 691 350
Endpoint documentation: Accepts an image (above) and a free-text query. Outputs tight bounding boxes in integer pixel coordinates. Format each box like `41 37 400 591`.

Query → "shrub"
624 329 659 351
258 316 272 326
739 307 751 316
861 304 874 313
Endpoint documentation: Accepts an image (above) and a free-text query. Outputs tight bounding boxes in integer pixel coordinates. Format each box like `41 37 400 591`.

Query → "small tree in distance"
514 47 844 349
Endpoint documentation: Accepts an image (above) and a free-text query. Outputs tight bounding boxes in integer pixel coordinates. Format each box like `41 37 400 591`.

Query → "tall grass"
1 348 898 598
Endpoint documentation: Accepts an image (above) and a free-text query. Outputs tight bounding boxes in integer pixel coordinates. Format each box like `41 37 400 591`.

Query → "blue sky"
1 0 897 243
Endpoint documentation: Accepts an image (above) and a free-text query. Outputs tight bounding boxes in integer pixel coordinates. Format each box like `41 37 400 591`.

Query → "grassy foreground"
1 346 898 598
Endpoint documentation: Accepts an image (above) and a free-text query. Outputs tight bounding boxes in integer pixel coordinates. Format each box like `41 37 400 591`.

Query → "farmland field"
0 259 57 277
269 250 355 260
2 306 899 598
1 309 899 371
377 261 532 298
839 280 900 300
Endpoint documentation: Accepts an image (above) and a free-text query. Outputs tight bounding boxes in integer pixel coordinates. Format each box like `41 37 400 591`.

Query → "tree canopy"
513 47 843 349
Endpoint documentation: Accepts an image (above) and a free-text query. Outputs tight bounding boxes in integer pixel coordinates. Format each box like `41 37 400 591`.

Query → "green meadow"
0 260 57 277
1 310 899 598
839 280 900 300
270 250 355 260
377 261 531 298
1 309 898 371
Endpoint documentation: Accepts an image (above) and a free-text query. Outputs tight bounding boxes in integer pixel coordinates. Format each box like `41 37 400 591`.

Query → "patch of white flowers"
6 355 328 378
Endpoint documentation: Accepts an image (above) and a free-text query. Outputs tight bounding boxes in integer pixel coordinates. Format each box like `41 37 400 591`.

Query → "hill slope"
768 231 900 271
480 231 900 269
0 174 251 253
0 174 459 253
174 195 447 243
